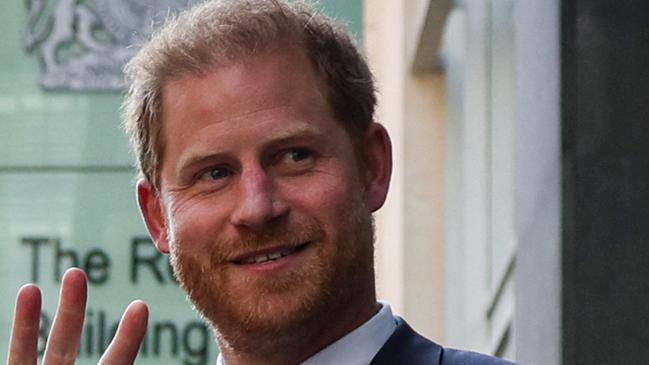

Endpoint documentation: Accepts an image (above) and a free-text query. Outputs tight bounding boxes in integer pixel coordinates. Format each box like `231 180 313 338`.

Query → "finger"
42 268 88 365
98 300 149 365
7 284 42 365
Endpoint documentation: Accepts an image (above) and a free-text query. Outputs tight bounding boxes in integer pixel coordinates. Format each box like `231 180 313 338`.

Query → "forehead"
161 45 330 131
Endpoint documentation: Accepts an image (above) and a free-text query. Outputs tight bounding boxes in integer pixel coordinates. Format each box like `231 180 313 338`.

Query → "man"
8 1 518 364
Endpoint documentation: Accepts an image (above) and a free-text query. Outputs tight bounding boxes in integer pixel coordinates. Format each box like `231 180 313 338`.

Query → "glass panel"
0 92 132 167
0 0 133 168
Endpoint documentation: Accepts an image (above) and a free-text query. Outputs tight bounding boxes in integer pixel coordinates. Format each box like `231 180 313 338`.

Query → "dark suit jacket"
370 317 519 365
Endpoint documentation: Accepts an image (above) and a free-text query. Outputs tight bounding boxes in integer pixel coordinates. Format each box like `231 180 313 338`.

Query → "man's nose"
229 168 289 231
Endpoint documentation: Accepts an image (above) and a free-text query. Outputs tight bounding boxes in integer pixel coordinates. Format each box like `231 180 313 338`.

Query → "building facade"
369 0 649 364
366 0 558 362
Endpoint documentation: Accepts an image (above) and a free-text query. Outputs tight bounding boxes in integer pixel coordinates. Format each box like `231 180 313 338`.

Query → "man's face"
140 46 389 350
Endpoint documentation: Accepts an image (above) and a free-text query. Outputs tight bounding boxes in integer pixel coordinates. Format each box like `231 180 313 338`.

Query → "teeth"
242 247 300 265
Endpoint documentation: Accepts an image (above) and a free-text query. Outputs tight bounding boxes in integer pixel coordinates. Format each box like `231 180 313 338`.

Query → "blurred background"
2 0 649 364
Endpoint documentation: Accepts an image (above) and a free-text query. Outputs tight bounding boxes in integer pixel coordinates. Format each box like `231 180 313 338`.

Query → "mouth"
232 242 311 265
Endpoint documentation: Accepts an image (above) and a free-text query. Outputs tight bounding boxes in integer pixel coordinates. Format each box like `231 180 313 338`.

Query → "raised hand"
7 268 149 365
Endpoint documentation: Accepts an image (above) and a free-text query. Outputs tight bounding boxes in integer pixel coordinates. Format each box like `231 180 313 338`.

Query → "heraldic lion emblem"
24 0 196 91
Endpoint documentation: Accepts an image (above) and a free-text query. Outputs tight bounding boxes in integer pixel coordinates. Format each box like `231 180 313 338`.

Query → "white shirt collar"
216 302 397 365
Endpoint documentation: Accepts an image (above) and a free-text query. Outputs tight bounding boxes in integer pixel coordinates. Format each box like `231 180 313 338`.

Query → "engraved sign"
24 0 197 91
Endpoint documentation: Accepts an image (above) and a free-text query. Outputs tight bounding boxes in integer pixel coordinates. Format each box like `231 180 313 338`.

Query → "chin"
175 248 335 341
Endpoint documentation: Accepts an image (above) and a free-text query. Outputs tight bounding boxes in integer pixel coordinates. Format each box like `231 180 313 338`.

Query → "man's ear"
362 122 392 212
137 179 170 254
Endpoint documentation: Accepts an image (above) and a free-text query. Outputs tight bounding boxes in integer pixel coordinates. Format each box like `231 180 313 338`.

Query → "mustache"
204 218 326 263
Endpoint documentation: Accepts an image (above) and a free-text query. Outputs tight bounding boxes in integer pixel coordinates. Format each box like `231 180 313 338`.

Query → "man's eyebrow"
175 124 328 174
176 152 229 177
266 122 325 138
263 128 327 148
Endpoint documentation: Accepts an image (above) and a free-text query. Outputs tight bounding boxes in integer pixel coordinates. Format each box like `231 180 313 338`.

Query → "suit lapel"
370 317 443 365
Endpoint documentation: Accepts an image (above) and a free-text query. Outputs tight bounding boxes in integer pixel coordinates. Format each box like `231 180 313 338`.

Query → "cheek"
283 173 363 227
168 196 229 245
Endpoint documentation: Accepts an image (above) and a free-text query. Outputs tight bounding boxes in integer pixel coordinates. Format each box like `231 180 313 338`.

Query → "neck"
218 296 379 365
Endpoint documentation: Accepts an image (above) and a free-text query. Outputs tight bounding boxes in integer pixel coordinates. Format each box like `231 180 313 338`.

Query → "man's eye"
284 149 312 163
200 168 231 181
274 148 315 175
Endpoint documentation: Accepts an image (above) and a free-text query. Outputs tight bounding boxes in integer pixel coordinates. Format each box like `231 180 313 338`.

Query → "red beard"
169 208 375 354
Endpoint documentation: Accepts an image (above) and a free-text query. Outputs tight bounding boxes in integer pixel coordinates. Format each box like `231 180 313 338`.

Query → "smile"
235 243 310 265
